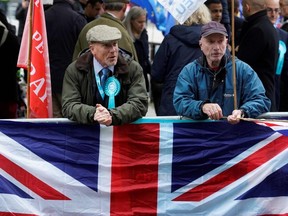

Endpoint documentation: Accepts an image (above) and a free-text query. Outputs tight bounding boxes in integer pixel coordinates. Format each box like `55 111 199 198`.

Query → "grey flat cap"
86 25 122 43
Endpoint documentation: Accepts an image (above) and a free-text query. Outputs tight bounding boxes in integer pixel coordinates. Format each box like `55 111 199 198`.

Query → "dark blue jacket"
45 0 87 93
134 29 151 91
276 28 288 111
0 12 19 103
151 24 203 116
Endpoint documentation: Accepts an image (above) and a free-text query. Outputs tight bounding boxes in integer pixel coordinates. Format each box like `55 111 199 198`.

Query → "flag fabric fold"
0 119 288 215
17 0 52 118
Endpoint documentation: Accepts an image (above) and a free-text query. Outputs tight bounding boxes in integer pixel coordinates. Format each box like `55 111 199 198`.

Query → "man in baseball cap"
173 20 270 125
199 21 228 67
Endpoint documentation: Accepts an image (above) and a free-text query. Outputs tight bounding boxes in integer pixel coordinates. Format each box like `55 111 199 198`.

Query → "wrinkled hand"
227 109 242 124
94 104 112 126
202 103 223 120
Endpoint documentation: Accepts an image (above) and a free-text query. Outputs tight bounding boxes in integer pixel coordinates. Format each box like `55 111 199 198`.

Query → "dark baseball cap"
201 21 228 37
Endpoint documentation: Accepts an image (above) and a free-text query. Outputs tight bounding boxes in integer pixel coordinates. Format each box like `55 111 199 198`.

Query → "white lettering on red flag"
17 0 52 118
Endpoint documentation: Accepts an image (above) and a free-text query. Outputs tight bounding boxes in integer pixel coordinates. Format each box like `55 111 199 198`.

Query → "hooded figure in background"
0 11 20 118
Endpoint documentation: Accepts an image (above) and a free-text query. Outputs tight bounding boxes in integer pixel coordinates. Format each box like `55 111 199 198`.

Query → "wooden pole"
231 0 238 110
26 0 33 118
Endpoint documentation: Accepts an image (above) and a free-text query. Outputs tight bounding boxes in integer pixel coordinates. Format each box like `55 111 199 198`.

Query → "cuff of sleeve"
239 109 246 118
200 100 210 118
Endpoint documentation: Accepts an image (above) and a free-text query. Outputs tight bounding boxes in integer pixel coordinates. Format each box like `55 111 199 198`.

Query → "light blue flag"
130 0 168 32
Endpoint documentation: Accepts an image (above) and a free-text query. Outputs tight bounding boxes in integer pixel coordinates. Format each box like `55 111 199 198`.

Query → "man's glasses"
267 7 281 13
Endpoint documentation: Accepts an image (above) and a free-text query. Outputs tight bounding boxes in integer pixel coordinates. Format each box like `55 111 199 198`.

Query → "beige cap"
86 25 122 43
103 0 130 3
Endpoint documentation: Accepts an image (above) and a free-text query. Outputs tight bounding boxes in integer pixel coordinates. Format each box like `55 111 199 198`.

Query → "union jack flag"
0 119 288 215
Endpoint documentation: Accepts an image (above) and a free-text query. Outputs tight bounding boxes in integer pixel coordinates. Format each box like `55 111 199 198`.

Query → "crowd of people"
1 0 288 125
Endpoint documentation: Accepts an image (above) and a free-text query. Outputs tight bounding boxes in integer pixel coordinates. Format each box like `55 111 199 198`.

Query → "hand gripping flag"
17 0 52 118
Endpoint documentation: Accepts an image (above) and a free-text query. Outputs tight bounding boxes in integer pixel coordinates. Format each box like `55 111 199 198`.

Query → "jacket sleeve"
62 62 96 124
109 61 148 125
173 63 207 120
237 62 271 117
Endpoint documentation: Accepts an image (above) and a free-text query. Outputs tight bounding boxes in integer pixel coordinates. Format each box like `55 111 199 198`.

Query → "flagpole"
231 0 237 110
26 0 33 118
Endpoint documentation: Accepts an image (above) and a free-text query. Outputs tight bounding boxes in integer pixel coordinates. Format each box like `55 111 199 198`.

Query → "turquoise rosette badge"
104 77 121 108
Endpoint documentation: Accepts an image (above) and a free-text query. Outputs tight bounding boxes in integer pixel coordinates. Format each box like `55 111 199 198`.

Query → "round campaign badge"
104 77 120 97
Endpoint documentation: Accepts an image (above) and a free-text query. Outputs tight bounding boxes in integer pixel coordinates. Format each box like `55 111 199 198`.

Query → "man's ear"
199 39 202 47
244 2 250 13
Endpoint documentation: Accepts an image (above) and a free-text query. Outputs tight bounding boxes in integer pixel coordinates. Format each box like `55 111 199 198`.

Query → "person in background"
45 0 87 118
73 0 87 12
173 21 270 124
73 0 138 62
220 0 231 35
0 0 8 15
227 0 244 46
0 11 20 118
62 25 148 125
205 0 223 22
236 0 278 111
82 0 104 22
206 0 231 41
266 0 288 111
151 5 211 116
280 0 288 30
15 0 28 43
123 6 151 92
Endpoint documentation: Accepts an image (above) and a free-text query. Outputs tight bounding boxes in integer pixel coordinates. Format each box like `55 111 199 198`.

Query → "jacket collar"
245 10 267 23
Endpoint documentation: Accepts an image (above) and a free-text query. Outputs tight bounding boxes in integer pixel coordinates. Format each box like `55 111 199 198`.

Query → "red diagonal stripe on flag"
0 154 70 200
0 213 37 216
174 135 288 201
260 214 288 216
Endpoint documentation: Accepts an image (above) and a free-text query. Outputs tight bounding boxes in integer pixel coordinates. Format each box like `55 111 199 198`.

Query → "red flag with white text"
17 0 52 118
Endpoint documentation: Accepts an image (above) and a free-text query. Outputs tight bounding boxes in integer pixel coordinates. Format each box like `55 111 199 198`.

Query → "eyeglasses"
267 7 281 13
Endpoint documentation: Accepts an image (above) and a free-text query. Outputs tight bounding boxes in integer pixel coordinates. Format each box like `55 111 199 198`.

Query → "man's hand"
202 103 223 120
227 109 242 124
94 104 112 126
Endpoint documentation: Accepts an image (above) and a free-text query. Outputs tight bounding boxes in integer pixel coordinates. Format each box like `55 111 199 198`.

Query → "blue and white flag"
157 0 207 24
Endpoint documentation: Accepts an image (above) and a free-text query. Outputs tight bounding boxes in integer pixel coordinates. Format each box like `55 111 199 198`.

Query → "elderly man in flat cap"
173 21 270 124
62 25 148 125
72 0 138 62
